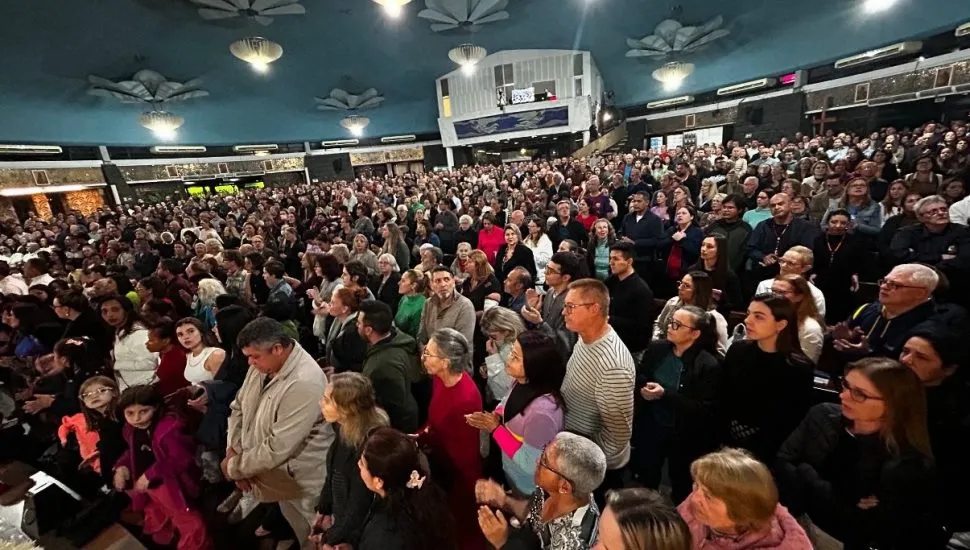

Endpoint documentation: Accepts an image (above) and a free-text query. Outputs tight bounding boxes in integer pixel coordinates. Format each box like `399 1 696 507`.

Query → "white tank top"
184 347 219 384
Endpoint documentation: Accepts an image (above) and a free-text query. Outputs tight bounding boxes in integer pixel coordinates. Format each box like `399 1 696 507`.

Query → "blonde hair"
328 372 389 448
777 274 821 324
467 249 495 280
566 278 609 319
197 278 227 307
690 448 778 531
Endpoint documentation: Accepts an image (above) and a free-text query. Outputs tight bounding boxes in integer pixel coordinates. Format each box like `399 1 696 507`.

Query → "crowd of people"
0 117 969 550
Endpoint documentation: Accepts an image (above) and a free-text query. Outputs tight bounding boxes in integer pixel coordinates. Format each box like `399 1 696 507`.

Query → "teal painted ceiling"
0 0 968 146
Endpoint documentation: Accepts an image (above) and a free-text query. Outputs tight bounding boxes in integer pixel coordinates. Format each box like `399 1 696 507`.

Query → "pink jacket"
58 413 101 473
677 501 812 550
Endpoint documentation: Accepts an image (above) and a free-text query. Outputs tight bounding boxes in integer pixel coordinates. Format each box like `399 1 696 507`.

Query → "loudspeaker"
746 107 764 125
20 472 82 539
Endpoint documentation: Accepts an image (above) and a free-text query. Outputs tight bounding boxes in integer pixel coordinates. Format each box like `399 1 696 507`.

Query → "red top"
478 226 506 264
576 212 597 231
155 346 189 397
417 373 485 550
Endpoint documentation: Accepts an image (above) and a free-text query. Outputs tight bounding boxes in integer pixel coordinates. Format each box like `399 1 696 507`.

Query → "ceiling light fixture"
652 61 694 91
862 0 895 13
449 44 487 77
139 110 184 140
341 114 370 137
230 37 283 73
372 0 411 17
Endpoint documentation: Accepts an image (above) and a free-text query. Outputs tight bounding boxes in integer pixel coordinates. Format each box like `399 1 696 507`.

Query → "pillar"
446 147 455 169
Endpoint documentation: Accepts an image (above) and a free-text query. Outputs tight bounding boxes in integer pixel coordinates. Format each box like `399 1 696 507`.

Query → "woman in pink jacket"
677 448 811 550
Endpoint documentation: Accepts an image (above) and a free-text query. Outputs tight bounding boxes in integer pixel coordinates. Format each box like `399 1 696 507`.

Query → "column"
583 130 591 146
446 147 455 169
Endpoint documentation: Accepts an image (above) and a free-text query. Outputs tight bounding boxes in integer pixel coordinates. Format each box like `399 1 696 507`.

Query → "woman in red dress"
415 328 485 550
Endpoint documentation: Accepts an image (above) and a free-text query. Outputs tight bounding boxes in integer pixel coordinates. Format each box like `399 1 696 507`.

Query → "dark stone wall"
305 153 354 182
423 145 447 170
732 94 805 143
626 119 647 150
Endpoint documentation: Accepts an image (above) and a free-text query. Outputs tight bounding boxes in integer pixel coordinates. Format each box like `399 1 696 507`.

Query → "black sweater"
776 403 943 549
317 427 375 547
605 273 655 354
716 340 814 463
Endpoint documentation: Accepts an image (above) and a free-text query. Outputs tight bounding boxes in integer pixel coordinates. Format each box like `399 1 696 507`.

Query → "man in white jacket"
949 194 970 226
224 318 333 546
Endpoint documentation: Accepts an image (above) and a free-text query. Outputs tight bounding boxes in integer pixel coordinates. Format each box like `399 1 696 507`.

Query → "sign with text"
510 87 535 105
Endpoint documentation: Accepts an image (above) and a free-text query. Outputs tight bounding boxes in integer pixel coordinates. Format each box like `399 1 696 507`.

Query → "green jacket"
363 329 420 433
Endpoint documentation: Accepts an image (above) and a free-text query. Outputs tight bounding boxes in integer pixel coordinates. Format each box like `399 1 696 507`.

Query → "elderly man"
417 266 476 347
223 318 332 545
754 245 826 318
890 195 970 307
560 278 635 505
475 432 606 550
746 191 819 286
832 264 943 361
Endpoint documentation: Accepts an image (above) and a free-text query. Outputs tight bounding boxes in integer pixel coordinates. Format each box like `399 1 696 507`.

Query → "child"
114 385 211 550
74 375 125 492
144 317 189 398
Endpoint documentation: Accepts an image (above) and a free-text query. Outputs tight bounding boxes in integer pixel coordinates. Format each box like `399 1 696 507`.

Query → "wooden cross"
812 103 837 135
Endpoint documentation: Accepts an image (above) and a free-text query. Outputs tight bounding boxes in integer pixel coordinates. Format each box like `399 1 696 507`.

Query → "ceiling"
0 0 968 146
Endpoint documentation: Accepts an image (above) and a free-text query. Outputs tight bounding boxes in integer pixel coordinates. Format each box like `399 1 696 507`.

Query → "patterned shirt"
523 489 600 550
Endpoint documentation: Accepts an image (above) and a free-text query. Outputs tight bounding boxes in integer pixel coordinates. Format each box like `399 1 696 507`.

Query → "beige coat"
226 342 333 503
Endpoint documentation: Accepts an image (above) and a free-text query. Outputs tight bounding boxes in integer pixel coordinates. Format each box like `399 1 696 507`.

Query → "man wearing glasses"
831 263 943 362
890 195 970 309
754 245 826 318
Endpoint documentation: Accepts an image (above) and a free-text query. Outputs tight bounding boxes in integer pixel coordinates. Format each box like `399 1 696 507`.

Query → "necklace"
772 222 791 255
826 234 845 263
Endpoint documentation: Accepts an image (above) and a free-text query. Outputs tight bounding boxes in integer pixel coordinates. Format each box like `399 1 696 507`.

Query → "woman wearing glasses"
466 330 566 496
416 328 485 550
716 293 813 464
652 271 729 355
769 275 824 364
633 305 722 504
776 357 940 549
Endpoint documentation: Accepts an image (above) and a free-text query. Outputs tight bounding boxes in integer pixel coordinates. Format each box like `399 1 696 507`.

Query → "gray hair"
236 317 292 350
480 306 526 344
330 244 351 264
422 246 444 264
459 214 474 226
914 195 948 216
378 252 400 272
891 263 939 291
552 432 607 496
429 328 472 374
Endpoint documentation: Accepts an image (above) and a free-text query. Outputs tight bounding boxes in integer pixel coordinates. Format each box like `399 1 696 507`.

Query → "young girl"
75 375 125 490
114 385 211 549
145 317 189 398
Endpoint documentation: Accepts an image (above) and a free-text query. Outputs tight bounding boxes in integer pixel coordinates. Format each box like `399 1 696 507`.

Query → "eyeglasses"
840 377 884 403
921 207 948 216
562 302 595 313
667 319 696 331
421 348 447 360
778 258 800 267
877 278 924 291
80 387 113 400
538 445 574 486
677 281 693 289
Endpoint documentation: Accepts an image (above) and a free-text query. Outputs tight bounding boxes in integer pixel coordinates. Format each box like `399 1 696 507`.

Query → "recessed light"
863 0 895 13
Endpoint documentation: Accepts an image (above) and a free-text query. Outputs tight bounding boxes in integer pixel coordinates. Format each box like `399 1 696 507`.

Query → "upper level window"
494 63 514 101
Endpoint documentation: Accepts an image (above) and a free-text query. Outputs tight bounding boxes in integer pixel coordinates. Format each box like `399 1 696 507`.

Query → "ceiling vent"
834 41 922 69
150 145 207 154
321 139 360 147
31 170 51 186
716 78 776 96
0 145 63 155
233 144 278 153
956 22 970 37
381 135 417 144
646 95 694 109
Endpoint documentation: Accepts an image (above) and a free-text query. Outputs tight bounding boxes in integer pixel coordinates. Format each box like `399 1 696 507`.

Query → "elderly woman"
414 246 443 276
456 214 479 250
350 234 379 276
369 253 402 312
450 241 473 284
417 328 485 550
476 432 606 550
679 448 811 549
478 306 526 403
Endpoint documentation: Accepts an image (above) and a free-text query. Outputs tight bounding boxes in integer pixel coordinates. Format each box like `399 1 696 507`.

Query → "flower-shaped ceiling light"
87 70 209 104
341 115 370 137
652 61 694 91
449 44 487 75
418 0 509 33
230 37 284 72
626 15 729 58
315 88 385 111
88 70 208 139
190 0 306 26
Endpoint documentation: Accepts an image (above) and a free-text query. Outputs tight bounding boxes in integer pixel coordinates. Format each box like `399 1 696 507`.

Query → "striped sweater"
561 326 636 469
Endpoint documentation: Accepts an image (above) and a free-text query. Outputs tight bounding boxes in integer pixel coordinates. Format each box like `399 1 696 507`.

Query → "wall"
732 94 805 144
423 145 447 171
305 153 354 182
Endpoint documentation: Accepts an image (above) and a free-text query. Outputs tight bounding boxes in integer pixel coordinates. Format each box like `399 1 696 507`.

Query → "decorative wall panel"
31 194 53 221
350 147 424 167
805 61 970 112
0 167 104 189
646 107 738 134
64 190 105 216
120 156 304 182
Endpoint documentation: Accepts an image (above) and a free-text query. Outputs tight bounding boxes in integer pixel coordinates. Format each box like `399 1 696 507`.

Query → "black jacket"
494 243 537 283
635 340 722 452
605 273 655 353
455 228 478 249
357 507 404 550
746 217 819 265
370 272 402 313
776 403 943 549
618 210 665 265
317 427 375 547
548 218 588 251
890 223 970 304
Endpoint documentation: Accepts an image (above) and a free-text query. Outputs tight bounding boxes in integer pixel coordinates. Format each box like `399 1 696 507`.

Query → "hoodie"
677 501 811 550
362 328 420 433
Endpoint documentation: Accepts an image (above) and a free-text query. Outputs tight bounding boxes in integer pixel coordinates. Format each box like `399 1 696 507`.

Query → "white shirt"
950 195 970 226
26 273 54 288
0 275 28 295
756 278 827 318
799 317 825 363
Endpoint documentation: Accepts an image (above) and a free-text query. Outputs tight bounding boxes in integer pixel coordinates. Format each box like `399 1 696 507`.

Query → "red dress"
417 373 485 550
478 226 506 263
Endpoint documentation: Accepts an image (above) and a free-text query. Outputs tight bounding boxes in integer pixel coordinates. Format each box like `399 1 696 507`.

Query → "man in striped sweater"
560 278 635 505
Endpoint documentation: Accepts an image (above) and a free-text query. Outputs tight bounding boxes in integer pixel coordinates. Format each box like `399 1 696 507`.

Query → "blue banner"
454 106 569 139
